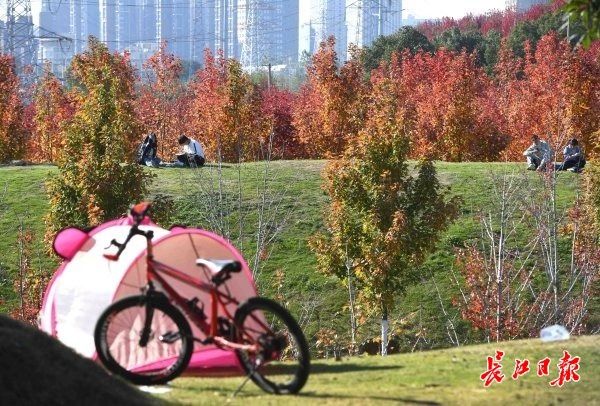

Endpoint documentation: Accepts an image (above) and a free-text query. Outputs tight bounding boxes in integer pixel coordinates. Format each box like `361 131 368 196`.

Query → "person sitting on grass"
557 138 586 172
523 134 553 171
176 135 205 167
137 133 161 167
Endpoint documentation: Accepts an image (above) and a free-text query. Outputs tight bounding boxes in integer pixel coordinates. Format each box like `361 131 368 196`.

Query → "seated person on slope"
176 135 205 167
137 133 161 167
523 134 552 171
557 138 586 172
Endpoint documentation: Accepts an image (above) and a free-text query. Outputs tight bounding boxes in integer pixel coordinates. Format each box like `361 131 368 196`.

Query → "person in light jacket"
523 134 553 171
176 134 205 167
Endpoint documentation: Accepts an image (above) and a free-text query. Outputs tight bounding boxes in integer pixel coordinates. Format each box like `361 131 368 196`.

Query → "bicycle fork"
138 300 155 347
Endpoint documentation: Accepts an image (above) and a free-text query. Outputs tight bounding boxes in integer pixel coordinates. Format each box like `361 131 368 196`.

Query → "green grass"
0 161 589 347
157 335 600 405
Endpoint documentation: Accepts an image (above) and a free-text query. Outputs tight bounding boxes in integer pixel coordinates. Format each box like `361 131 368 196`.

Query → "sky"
298 0 508 23
403 0 507 19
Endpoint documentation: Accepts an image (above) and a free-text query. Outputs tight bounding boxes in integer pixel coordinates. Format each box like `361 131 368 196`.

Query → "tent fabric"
40 217 257 375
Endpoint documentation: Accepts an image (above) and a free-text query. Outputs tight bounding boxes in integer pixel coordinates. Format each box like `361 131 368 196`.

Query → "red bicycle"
93 202 310 394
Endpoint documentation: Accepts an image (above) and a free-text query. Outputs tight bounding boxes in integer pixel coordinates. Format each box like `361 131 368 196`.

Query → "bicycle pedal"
159 331 181 344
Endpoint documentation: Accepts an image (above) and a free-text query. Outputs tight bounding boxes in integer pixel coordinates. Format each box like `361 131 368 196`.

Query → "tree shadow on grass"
174 386 440 406
299 392 440 405
310 362 404 374
243 362 404 376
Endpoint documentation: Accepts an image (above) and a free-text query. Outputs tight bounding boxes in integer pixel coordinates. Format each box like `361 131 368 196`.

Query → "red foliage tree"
387 49 504 161
417 3 562 40
0 54 27 162
136 42 191 159
189 50 264 162
259 87 304 159
497 33 600 160
454 247 532 341
293 37 367 158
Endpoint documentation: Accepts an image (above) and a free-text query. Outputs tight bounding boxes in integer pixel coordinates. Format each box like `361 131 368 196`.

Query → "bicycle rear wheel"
234 297 310 394
94 295 193 385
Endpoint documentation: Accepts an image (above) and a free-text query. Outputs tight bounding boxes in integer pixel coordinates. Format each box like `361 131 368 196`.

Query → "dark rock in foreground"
0 315 160 406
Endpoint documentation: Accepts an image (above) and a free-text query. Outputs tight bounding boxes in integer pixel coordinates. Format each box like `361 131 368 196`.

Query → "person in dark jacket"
557 138 586 172
137 133 160 167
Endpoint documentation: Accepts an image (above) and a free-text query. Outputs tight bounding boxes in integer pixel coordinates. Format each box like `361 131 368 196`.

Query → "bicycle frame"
141 232 262 353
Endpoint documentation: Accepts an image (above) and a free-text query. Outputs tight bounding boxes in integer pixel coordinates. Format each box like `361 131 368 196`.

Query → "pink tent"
39 216 258 376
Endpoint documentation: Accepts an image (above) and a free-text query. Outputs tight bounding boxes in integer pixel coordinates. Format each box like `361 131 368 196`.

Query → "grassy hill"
0 161 588 349
158 335 600 405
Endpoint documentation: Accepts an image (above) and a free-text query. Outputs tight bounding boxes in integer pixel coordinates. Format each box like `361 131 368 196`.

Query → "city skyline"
2 0 549 78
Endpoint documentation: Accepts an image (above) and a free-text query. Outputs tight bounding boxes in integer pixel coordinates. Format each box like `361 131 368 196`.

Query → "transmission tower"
240 0 282 70
4 0 36 70
240 0 257 69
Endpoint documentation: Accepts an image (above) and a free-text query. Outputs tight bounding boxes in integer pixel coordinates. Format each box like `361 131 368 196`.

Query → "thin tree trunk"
18 219 25 320
347 261 357 353
381 304 388 356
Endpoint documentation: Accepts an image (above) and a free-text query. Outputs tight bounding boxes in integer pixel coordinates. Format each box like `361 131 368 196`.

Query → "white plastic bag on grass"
540 325 570 342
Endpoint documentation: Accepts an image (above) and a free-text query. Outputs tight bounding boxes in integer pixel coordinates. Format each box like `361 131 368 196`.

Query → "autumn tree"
456 169 600 339
189 50 264 162
29 66 73 163
293 37 367 158
399 49 505 161
259 87 304 158
310 67 459 355
46 38 151 239
0 54 27 162
496 33 600 160
136 42 190 159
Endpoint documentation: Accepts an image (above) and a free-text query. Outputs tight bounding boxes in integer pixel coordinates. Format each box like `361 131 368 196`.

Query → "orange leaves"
293 37 367 158
28 68 74 163
497 33 600 160
0 54 26 162
310 72 459 315
454 247 527 341
293 32 599 163
384 49 503 162
45 38 151 242
136 42 190 159
188 50 264 162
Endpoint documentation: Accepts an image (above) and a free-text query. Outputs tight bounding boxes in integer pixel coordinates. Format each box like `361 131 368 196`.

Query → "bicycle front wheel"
234 297 310 394
94 295 193 385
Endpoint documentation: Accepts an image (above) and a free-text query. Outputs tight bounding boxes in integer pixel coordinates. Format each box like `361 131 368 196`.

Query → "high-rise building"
346 0 402 59
34 0 98 76
506 0 549 12
190 0 216 64
71 0 100 54
299 0 347 60
215 0 238 59
238 0 299 69
170 0 191 61
25 0 306 76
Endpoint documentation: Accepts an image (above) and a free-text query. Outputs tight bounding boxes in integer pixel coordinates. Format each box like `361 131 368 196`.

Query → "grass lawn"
0 161 589 347
156 335 600 405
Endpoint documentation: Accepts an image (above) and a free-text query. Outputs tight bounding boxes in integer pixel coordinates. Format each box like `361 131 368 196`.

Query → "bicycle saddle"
196 259 242 285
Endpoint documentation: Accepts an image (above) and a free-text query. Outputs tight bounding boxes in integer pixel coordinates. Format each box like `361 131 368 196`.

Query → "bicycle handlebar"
103 202 154 261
